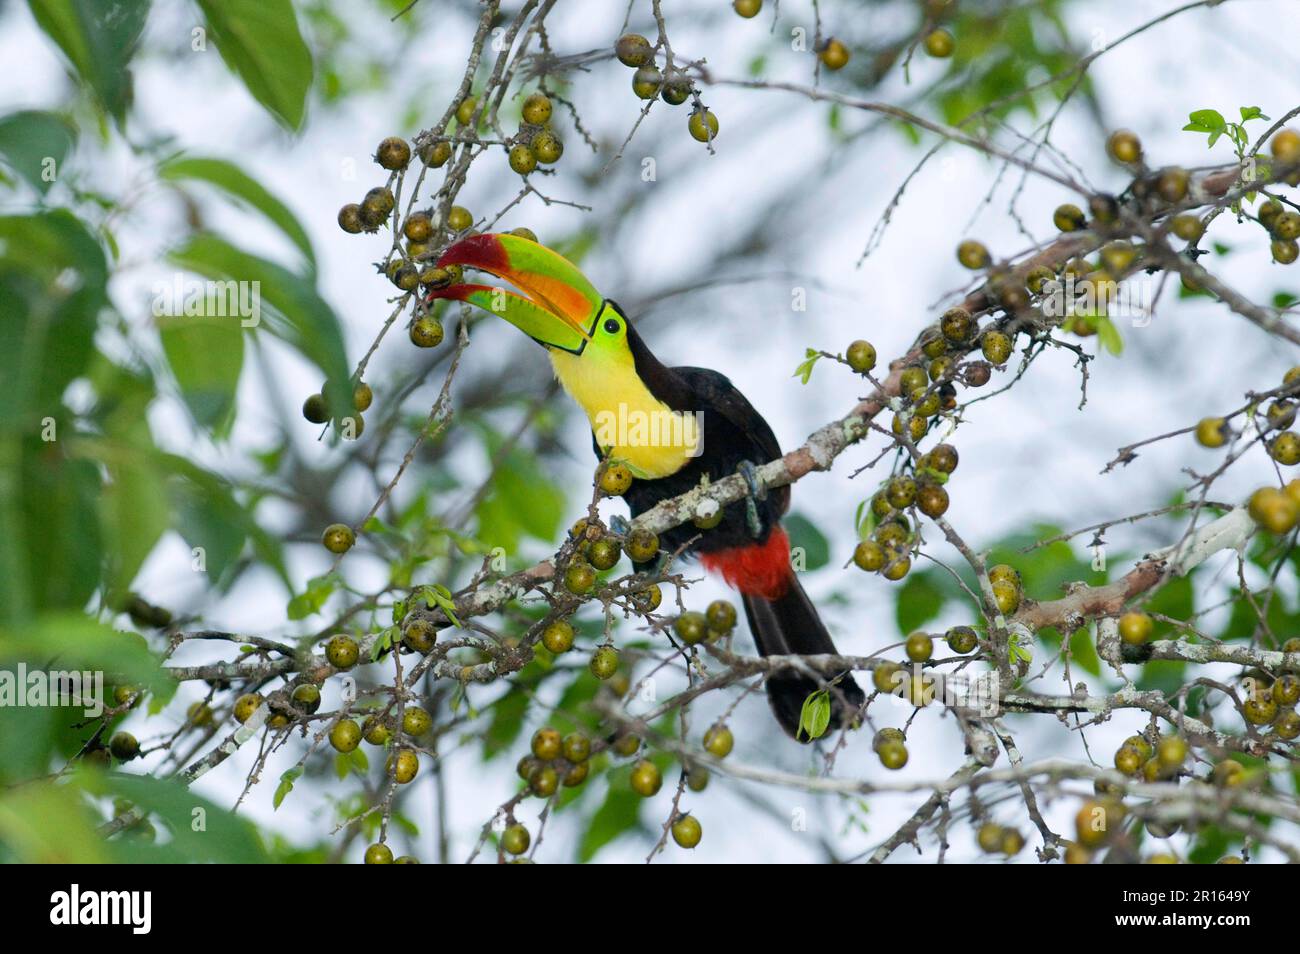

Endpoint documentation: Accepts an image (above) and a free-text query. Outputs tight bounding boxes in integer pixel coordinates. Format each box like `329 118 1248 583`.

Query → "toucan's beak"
426 233 603 353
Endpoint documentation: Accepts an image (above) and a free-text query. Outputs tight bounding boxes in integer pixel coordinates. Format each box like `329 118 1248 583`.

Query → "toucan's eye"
603 318 621 334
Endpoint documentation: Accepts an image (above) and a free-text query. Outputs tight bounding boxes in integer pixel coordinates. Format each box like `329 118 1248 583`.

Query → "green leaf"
27 0 150 123
349 747 369 775
159 156 315 270
0 210 108 417
164 451 287 590
0 779 109 862
1185 108 1226 132
273 767 302 809
167 233 351 414
0 612 174 702
793 348 821 385
0 111 76 194
799 689 832 740
1069 626 1101 677
483 683 530 758
370 628 395 662
1238 106 1267 123
1094 315 1123 356
895 571 947 634
10 440 102 621
287 573 337 620
100 773 267 862
472 428 565 553
784 513 830 572
77 434 170 593
158 314 244 437
578 784 645 862
196 0 313 130
1008 632 1033 665
428 584 462 627
1187 824 1235 865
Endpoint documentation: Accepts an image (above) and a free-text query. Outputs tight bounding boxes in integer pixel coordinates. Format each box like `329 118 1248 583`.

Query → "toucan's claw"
737 460 767 501
610 514 631 536
738 460 765 538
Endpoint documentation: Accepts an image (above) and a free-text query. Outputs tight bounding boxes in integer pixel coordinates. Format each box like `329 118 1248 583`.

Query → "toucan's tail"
702 527 865 741
742 577 866 740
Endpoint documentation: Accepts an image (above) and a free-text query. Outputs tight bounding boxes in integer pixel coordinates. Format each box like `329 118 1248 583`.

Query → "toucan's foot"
609 514 631 536
737 460 765 538
737 460 767 501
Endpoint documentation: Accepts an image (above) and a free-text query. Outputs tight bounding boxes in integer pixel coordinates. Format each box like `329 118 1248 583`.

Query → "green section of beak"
437 283 591 353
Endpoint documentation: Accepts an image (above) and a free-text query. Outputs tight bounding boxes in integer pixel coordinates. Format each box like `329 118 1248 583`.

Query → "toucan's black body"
599 315 866 739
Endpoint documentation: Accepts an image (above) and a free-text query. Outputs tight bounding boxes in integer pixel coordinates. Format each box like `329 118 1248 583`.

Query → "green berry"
337 204 364 234
410 316 445 348
615 33 655 68
674 611 709 645
325 634 361 670
302 393 330 424
630 759 662 796
419 141 452 167
109 732 139 761
291 684 321 714
508 143 537 175
1118 611 1153 645
624 528 659 563
590 645 619 680
388 748 419 783
671 813 702 848
502 823 530 855
531 131 563 164
877 740 908 769
1107 130 1142 164
364 843 394 864
1053 204 1086 232
521 92 552 125
946 625 978 654
322 523 355 554
330 720 362 753
375 136 411 170
706 600 737 632
853 540 886 571
542 620 575 654
631 66 663 99
905 632 933 663
956 241 990 270
923 29 954 58
846 340 876 373
688 109 719 143
402 707 432 736
703 724 734 758
233 692 263 723
531 727 562 760
981 330 1012 365
599 463 634 496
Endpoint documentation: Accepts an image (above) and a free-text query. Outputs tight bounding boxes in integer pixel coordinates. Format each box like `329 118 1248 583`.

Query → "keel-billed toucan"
429 233 865 739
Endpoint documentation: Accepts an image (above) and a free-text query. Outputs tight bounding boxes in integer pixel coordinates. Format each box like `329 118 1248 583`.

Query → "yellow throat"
547 346 699 480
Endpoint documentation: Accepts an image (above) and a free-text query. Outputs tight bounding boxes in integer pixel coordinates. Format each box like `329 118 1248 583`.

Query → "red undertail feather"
700 526 792 600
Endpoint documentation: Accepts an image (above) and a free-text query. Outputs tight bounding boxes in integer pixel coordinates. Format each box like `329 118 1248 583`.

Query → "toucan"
429 233 865 740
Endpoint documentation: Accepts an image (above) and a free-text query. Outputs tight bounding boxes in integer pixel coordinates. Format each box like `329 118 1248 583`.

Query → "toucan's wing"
670 365 790 515
671 366 783 461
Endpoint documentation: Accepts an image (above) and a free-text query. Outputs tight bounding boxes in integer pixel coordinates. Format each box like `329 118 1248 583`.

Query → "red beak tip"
436 232 509 271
